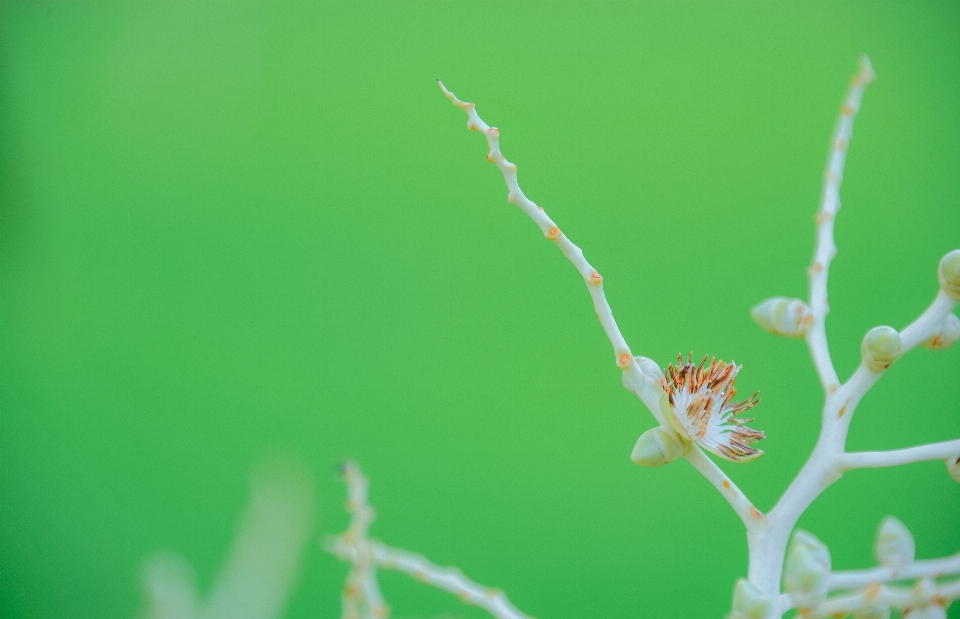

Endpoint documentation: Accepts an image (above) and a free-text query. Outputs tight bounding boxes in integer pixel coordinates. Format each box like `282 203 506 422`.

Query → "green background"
1 1 959 617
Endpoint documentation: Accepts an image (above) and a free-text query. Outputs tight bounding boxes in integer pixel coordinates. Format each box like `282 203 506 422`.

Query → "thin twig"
805 55 876 393
438 80 764 530
828 554 960 590
840 439 960 470
331 461 533 619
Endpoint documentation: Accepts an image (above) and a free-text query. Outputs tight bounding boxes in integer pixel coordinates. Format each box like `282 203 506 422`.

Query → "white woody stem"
684 445 765 526
339 461 387 619
332 462 533 619
833 288 957 440
809 579 960 619
805 55 876 393
900 290 958 351
332 538 533 619
759 287 960 614
435 81 657 414
754 58 959 612
749 58 879 612
438 80 765 531
840 439 960 470
828 553 960 590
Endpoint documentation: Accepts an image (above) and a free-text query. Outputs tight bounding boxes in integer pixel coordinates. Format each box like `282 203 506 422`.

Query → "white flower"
659 354 764 462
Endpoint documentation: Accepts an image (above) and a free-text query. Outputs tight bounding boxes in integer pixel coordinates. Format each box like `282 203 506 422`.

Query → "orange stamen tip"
488 127 499 137
546 226 560 240
722 480 731 488
828 384 839 394
811 263 824 273
618 353 632 368
590 271 602 284
750 507 763 519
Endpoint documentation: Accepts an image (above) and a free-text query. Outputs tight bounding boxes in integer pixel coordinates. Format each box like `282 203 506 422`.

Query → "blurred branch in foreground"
327 461 532 619
139 458 316 619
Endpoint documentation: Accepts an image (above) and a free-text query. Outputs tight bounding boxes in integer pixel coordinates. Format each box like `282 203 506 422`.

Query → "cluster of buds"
778 517 958 619
856 250 960 372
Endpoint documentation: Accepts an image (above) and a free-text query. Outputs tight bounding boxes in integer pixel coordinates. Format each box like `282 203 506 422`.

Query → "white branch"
810 579 960 619
834 290 957 432
331 462 533 619
828 554 960 590
900 290 959 353
684 445 766 527
805 55 875 393
436 80 663 421
331 538 533 619
436 81 621 348
840 439 960 470
438 80 765 531
337 461 389 619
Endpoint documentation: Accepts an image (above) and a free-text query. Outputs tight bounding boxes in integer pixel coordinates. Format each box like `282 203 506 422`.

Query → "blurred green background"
1 1 959 617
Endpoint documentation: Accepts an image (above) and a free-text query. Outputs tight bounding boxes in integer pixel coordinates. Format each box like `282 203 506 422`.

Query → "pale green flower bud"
729 579 773 619
784 530 831 609
861 326 901 372
791 530 831 569
947 456 960 484
785 544 828 608
751 297 811 338
875 516 914 569
633 355 663 381
938 250 960 300
921 313 960 351
853 606 891 619
631 426 683 468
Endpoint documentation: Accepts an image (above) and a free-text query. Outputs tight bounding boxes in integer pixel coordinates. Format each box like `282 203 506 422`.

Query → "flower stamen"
660 353 765 462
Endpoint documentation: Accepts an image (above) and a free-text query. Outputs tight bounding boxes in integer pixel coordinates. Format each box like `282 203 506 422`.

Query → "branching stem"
437 79 766 531
436 56 960 619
